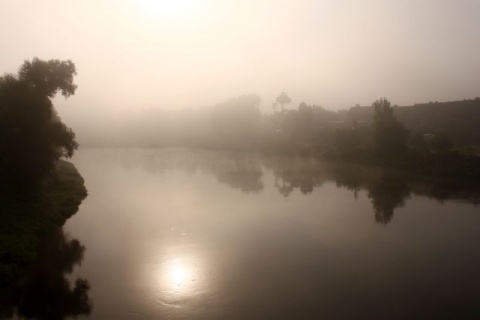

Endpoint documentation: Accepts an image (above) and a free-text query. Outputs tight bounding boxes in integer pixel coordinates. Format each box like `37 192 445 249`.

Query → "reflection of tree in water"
265 157 413 224
330 165 364 199
274 168 317 197
0 228 91 320
428 180 480 206
274 174 295 198
261 155 480 224
94 149 480 222
367 174 410 224
210 154 264 193
97 149 265 193
268 157 327 197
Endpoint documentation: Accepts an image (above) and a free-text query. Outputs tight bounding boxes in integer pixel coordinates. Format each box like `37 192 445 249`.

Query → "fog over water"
61 148 480 319
1 1 480 143
2 2 480 318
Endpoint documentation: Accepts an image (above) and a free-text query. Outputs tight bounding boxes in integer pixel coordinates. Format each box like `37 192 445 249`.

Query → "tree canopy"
209 94 262 149
372 98 409 160
274 92 291 113
0 58 78 186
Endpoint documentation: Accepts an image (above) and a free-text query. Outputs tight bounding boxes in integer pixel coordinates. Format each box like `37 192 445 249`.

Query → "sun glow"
170 265 188 287
137 0 209 25
158 256 203 294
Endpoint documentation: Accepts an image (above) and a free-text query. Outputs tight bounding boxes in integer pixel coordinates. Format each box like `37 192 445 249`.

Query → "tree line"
1 58 479 185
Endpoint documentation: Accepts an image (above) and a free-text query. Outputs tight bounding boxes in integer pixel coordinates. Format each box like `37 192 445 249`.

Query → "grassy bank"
0 161 87 286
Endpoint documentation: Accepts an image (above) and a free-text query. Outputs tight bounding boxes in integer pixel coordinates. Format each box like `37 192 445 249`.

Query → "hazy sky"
1 0 480 119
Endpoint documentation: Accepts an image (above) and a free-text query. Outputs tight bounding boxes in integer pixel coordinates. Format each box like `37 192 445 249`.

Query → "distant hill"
346 98 480 145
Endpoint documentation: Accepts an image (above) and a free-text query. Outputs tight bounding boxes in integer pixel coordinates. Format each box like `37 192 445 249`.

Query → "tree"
430 132 453 153
0 58 78 186
209 94 262 149
372 98 409 160
274 92 291 113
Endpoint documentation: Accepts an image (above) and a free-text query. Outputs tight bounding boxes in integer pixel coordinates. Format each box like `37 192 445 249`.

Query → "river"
14 147 480 319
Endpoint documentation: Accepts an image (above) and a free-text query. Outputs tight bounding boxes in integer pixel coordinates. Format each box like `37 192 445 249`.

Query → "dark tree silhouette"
274 92 291 113
0 228 91 320
367 173 410 224
372 98 409 160
0 58 78 185
430 132 453 154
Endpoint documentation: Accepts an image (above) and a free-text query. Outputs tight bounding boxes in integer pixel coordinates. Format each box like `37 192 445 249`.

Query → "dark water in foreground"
7 148 480 319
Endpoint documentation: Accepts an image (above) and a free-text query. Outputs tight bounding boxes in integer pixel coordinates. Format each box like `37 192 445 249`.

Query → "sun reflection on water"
169 264 189 288
158 255 203 296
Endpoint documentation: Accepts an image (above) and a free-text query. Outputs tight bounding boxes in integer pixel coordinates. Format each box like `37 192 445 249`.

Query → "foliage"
264 102 343 154
18 58 77 98
274 92 291 113
372 98 409 160
209 94 262 149
0 58 78 186
430 132 453 153
0 161 87 286
334 126 371 162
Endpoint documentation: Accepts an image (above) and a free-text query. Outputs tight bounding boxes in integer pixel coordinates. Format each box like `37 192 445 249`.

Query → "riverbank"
0 161 87 286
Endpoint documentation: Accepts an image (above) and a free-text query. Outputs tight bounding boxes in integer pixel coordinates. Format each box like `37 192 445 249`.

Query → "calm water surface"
45 148 480 318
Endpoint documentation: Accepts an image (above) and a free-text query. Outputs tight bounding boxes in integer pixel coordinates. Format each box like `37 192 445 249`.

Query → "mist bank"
68 94 480 180
72 95 480 149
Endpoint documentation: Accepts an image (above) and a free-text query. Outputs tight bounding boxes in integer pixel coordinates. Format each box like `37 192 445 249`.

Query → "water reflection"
269 157 324 197
263 156 478 224
367 173 410 224
76 149 480 226
65 148 480 319
0 228 91 320
209 153 264 193
160 256 201 294
149 251 207 312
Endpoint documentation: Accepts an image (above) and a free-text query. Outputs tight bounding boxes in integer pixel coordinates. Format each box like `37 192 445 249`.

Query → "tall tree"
0 58 78 185
372 98 409 160
274 92 291 113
